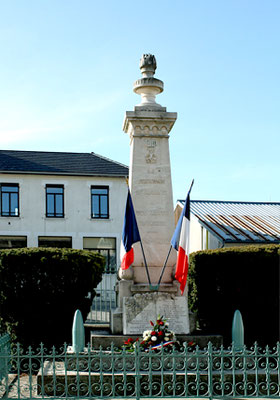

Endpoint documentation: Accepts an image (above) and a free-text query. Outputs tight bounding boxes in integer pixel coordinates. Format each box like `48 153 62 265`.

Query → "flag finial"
189 179 194 194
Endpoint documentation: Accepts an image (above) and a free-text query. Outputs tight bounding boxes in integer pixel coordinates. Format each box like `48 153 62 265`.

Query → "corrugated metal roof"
178 200 280 244
0 150 128 177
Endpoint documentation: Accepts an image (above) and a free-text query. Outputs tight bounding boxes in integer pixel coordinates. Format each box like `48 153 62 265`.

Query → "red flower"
151 331 156 335
124 338 133 345
158 331 164 336
159 321 164 326
150 321 154 326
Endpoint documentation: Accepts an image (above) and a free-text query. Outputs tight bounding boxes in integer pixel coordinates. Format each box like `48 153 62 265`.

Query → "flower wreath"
123 315 195 352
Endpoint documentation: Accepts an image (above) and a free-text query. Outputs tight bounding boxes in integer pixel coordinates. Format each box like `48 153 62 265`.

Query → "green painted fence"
0 333 10 381
1 341 280 399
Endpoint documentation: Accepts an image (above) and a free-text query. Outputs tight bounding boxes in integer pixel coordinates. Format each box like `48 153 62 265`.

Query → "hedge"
188 244 280 346
0 247 104 347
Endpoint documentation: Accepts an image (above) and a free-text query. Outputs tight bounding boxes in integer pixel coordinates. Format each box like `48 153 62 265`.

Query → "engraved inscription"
146 139 157 148
145 139 157 164
138 179 164 184
123 293 189 335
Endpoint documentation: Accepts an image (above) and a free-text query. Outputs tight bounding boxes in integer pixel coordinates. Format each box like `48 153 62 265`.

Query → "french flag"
150 341 174 351
120 190 141 270
171 190 191 295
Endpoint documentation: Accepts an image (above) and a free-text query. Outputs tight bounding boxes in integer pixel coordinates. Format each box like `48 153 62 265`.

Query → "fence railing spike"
72 309 85 353
232 309 244 350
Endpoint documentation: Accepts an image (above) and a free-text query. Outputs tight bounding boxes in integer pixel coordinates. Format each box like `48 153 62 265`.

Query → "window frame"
83 237 116 273
38 236 72 248
0 235 27 248
0 183 20 217
45 184 65 218
91 185 109 219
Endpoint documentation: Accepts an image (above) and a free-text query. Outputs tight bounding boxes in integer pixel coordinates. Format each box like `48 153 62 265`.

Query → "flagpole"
126 183 152 286
156 179 195 287
139 239 152 286
157 244 172 286
189 179 194 194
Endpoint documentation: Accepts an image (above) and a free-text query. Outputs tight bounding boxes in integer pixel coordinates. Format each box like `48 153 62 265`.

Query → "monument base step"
84 324 110 345
90 332 223 349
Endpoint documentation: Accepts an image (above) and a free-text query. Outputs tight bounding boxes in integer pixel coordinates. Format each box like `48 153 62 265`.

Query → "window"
83 237 116 273
91 186 109 219
0 236 27 248
46 185 64 217
0 184 19 217
38 236 72 248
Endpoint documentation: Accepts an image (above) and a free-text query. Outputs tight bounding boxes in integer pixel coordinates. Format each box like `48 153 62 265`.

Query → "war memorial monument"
111 54 192 337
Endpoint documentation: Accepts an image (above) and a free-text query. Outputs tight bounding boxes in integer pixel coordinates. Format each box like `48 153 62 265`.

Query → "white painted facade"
0 173 127 263
189 214 222 253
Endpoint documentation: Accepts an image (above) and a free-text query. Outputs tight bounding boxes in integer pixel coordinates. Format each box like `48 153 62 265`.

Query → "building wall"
189 215 222 253
175 203 223 253
223 242 258 248
189 215 202 253
0 173 127 264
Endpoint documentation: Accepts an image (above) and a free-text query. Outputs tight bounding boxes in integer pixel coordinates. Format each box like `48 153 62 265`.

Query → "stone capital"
123 111 177 140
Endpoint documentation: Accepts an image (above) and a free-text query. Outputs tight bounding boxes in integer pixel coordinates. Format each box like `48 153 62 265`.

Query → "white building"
175 200 280 253
0 149 128 268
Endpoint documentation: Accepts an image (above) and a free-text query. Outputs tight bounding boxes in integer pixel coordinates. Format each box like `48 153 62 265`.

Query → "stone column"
111 55 190 336
122 54 177 284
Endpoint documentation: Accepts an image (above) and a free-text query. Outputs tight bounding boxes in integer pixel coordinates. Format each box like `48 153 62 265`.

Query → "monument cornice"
123 111 177 137
124 110 177 119
130 133 170 138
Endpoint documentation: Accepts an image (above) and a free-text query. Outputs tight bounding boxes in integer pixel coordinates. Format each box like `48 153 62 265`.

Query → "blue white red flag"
150 341 174 351
171 190 191 295
120 190 141 270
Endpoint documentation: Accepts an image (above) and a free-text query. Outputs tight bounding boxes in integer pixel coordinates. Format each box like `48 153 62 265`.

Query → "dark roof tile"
0 150 128 177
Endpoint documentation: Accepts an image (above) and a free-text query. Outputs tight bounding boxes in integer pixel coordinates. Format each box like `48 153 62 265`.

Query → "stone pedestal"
123 292 189 335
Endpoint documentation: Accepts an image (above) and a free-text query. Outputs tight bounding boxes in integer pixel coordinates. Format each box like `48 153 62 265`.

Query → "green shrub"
0 247 104 347
188 244 280 346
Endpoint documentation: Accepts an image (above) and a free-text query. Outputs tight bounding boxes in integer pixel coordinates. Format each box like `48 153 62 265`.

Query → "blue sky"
0 0 279 203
